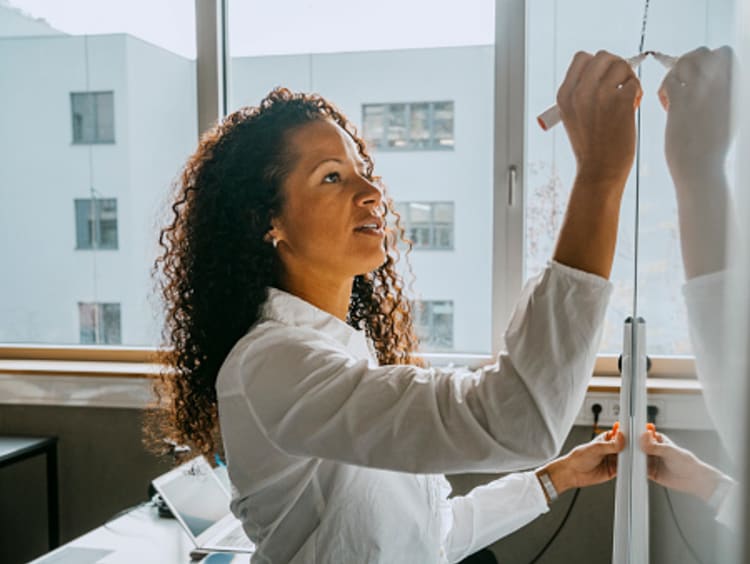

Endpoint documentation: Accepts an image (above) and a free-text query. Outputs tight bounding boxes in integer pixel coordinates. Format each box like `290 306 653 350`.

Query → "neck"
280 268 352 321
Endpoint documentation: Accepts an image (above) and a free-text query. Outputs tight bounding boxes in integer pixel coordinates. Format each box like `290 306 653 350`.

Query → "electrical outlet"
647 399 666 424
609 400 620 419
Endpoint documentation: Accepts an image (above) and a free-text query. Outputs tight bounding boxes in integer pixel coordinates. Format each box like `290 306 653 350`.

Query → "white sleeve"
682 271 741 454
443 472 549 563
713 476 740 531
240 261 612 474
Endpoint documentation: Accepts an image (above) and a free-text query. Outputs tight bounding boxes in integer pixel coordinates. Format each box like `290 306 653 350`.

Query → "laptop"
151 455 255 554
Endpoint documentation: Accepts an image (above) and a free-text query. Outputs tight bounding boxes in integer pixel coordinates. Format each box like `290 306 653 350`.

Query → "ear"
264 218 284 244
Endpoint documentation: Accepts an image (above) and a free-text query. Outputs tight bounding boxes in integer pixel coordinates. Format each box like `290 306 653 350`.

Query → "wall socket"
575 392 708 430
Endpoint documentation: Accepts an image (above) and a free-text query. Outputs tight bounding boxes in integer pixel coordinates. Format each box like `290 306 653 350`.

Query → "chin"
356 250 388 275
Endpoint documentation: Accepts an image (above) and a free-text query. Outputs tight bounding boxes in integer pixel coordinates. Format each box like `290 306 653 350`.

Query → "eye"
322 171 341 184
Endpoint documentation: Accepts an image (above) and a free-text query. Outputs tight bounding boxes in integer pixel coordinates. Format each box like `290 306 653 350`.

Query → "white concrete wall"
0 33 194 345
0 34 129 343
123 35 196 345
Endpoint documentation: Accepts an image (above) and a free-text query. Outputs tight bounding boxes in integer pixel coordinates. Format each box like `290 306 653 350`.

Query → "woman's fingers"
557 50 594 110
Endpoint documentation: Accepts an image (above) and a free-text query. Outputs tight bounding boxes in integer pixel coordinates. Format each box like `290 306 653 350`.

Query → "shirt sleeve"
238 261 612 474
682 271 741 455
442 472 549 563
713 475 740 531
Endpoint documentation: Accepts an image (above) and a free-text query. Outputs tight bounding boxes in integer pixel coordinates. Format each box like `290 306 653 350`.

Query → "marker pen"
537 52 650 131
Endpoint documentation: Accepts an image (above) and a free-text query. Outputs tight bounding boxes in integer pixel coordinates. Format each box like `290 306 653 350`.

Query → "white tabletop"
30 504 247 564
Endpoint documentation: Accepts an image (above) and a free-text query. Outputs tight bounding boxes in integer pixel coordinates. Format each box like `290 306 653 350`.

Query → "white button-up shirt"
216 261 611 563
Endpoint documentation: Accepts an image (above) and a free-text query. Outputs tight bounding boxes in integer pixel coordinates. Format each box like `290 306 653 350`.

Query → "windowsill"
0 345 703 412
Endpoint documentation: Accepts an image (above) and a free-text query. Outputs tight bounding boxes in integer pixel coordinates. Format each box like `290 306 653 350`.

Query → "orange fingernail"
658 89 669 111
646 423 655 431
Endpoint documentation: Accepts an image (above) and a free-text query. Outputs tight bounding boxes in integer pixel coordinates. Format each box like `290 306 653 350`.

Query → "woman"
153 50 640 562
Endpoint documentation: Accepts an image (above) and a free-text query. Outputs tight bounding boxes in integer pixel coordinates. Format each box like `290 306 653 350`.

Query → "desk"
0 436 59 549
30 504 246 564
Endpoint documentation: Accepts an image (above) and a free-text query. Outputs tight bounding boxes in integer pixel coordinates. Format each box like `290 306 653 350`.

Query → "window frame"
78 302 122 345
395 201 455 251
74 197 119 250
0 0 696 382
413 299 455 351
361 101 455 152
70 91 116 145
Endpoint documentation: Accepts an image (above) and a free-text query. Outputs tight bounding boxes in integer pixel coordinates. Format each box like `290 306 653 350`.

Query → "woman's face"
270 119 387 284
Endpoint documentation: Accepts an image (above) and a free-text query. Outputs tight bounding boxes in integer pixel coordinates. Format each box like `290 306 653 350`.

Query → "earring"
272 238 279 249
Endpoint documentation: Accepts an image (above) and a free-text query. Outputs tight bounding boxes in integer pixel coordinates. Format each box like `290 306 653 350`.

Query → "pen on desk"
536 52 651 131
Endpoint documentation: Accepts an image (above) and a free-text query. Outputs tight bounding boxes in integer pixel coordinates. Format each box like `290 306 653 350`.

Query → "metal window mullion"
195 0 229 137
404 103 412 149
491 0 526 355
91 94 99 143
429 201 437 249
428 102 436 149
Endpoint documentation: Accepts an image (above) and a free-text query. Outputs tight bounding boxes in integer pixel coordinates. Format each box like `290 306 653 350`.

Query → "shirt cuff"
524 470 551 511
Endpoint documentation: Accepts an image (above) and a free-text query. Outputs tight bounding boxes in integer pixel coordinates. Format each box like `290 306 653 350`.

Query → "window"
71 91 115 144
78 302 121 345
362 101 454 150
75 198 118 250
0 4 196 346
413 300 454 351
395 202 454 250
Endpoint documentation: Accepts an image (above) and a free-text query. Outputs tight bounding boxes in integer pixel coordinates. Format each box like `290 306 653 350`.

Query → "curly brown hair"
148 88 424 458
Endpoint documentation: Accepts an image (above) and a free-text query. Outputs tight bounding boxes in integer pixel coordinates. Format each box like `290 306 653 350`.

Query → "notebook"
151 455 255 554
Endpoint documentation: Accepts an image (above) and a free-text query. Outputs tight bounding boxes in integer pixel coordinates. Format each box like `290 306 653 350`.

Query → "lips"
354 216 384 232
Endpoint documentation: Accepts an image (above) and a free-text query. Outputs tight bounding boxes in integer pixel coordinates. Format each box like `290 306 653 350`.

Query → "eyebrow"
309 157 368 176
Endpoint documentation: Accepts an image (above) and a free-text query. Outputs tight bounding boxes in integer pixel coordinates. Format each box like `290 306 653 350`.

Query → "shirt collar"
262 287 373 360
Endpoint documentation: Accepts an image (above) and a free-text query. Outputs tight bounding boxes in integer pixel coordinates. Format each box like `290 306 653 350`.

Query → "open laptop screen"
157 459 231 538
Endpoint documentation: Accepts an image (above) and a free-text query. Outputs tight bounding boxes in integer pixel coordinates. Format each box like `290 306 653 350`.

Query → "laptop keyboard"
217 527 254 549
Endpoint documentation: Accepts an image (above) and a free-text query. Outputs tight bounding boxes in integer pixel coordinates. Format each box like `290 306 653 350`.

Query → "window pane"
413 300 454 350
362 104 385 149
525 1 640 354
101 303 121 344
396 202 455 250
408 202 431 223
75 199 93 248
78 303 97 344
97 199 118 249
409 103 430 148
71 93 96 143
409 226 432 247
228 0 495 354
433 202 453 223
95 92 115 143
434 225 453 249
386 104 408 148
1 1 196 345
432 101 454 148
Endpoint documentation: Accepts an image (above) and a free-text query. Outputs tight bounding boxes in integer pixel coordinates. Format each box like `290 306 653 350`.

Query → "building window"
78 303 121 345
75 198 118 250
396 202 454 250
413 300 454 350
71 91 115 144
363 101 454 150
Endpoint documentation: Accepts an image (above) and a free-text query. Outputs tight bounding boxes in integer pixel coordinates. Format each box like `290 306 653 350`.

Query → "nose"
354 177 383 209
